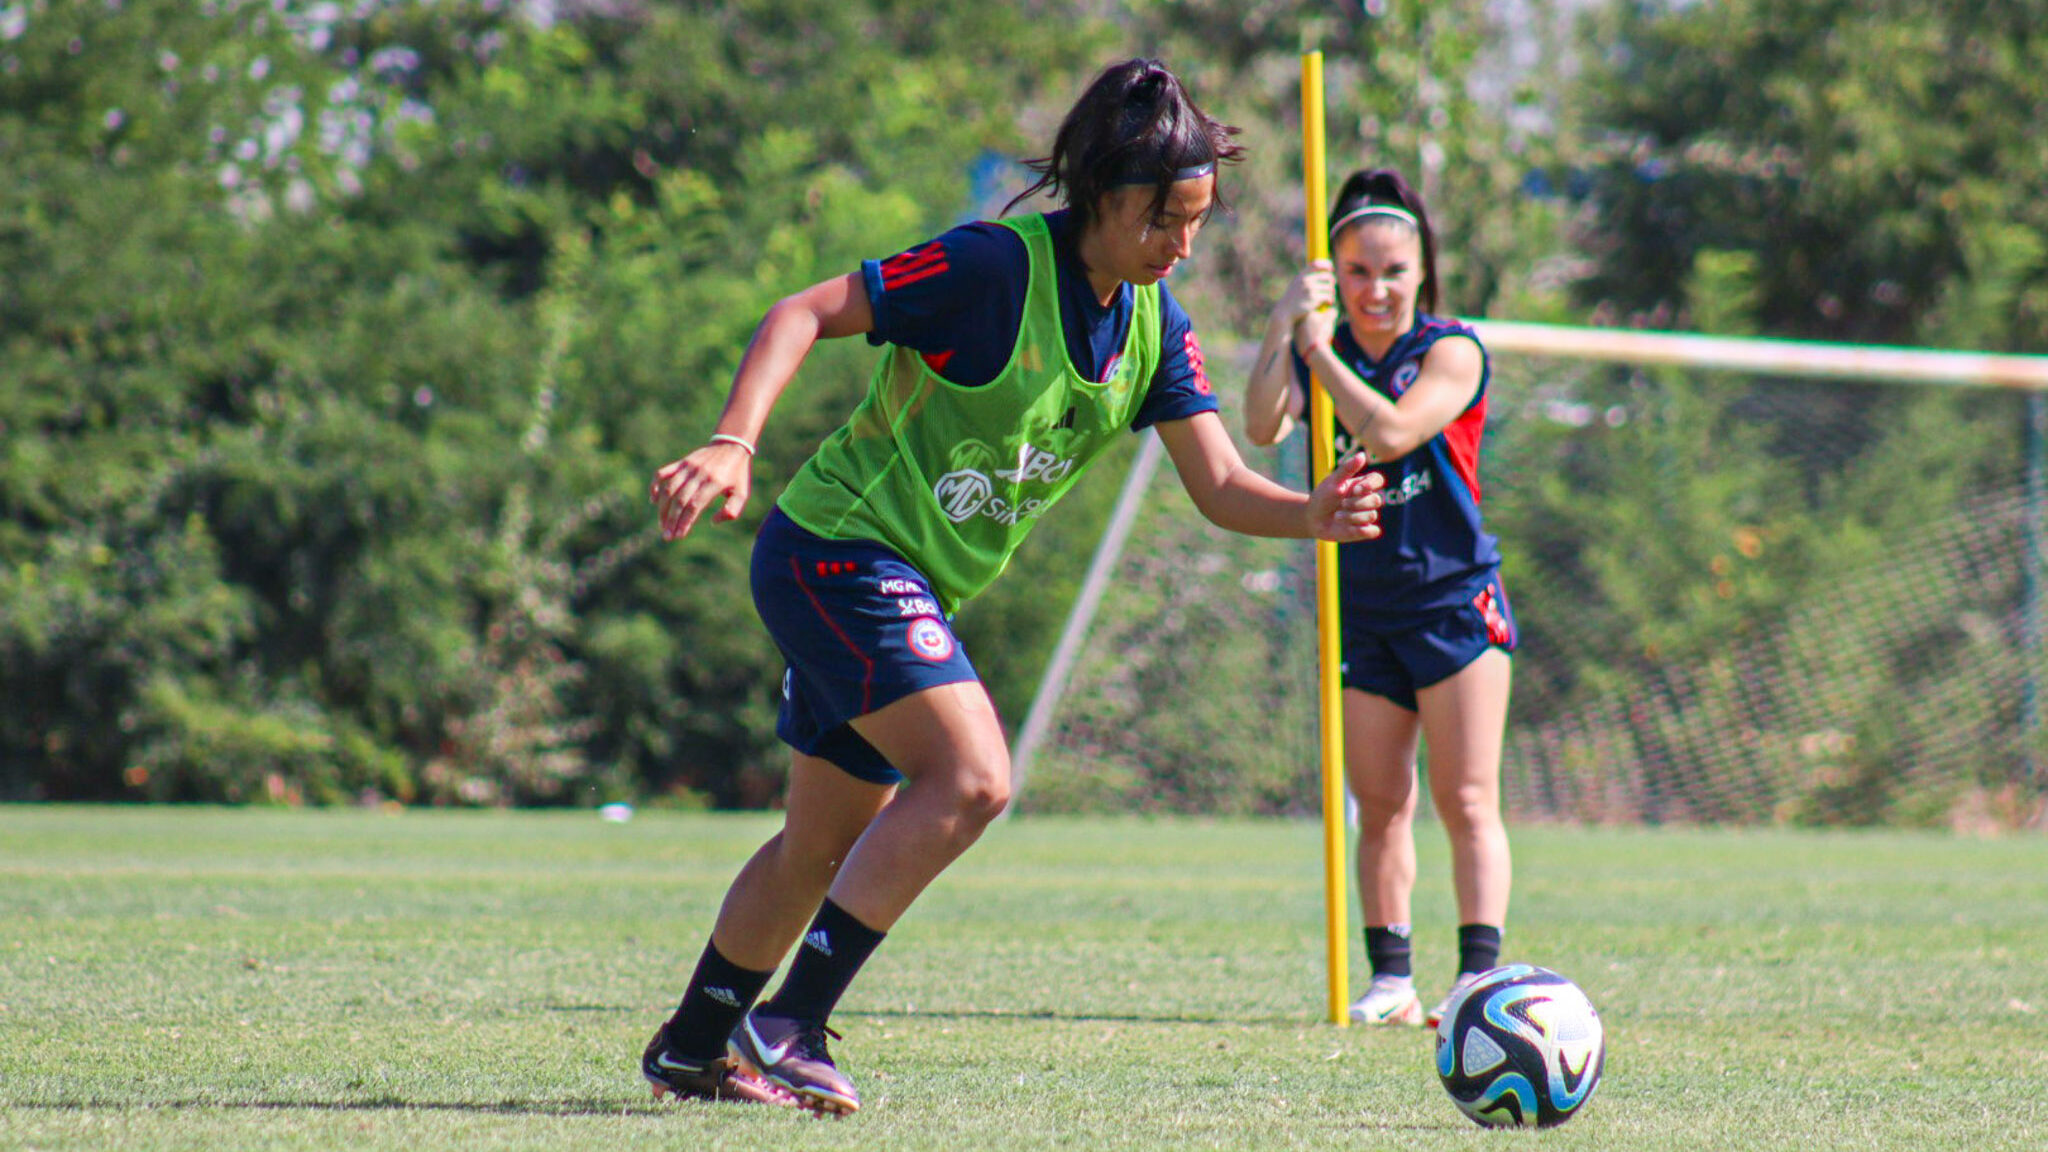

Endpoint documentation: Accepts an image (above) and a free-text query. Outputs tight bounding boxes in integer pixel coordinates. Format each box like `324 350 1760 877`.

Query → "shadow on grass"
12 1100 1471 1132
514 1005 1320 1027
11 1098 690 1117
842 1007 1331 1027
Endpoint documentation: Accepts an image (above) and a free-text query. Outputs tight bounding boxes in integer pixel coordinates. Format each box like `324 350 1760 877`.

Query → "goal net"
1012 325 2048 831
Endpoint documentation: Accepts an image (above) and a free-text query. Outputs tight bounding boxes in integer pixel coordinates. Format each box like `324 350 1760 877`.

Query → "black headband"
1109 159 1216 186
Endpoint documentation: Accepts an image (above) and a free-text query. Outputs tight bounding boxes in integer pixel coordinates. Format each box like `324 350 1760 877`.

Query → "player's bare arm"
1295 328 1483 463
1243 261 1335 446
650 273 874 541
1243 288 1314 446
1154 410 1382 541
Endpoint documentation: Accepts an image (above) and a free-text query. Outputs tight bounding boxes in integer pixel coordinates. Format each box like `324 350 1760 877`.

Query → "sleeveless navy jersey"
860 209 1220 429
1291 315 1501 620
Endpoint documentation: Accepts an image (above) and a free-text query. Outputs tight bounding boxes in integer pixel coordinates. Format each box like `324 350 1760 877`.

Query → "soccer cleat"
1349 974 1425 1026
727 1008 861 1116
1426 972 1484 1029
642 1027 797 1106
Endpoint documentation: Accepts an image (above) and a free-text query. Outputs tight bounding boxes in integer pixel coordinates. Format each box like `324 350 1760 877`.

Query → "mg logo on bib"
933 469 992 522
948 439 1000 474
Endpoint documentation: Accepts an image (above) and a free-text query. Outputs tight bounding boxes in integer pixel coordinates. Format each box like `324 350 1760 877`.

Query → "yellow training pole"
1301 50 1348 1028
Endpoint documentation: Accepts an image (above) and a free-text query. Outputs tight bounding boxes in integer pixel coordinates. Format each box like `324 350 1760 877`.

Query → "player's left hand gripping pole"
1302 49 1349 1028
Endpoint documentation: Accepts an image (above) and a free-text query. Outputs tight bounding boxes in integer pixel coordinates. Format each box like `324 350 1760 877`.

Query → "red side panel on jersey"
880 241 949 290
1441 394 1487 503
1182 330 1213 395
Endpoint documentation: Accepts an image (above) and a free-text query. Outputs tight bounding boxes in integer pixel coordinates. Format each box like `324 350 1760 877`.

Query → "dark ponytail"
1329 168 1441 315
1005 58 1244 231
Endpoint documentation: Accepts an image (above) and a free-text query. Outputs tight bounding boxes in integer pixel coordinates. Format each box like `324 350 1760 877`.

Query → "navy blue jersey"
1292 315 1500 620
860 209 1219 430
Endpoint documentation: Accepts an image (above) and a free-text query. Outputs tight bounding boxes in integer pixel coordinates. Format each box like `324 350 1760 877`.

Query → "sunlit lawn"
3 806 2045 1150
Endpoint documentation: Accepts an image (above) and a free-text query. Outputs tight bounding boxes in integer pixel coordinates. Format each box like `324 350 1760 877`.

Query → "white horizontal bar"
1466 319 2048 391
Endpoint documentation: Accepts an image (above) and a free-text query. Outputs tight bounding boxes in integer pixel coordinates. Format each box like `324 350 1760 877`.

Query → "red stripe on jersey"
1441 394 1487 502
922 348 955 374
1182 330 1213 395
880 242 949 290
881 242 945 276
886 261 948 290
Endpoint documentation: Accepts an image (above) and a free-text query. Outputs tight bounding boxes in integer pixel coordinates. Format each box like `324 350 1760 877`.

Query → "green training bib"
778 215 1162 613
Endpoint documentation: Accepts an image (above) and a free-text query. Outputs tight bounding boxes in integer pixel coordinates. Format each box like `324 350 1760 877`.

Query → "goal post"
1471 320 2048 391
1008 433 1165 801
1473 319 2048 827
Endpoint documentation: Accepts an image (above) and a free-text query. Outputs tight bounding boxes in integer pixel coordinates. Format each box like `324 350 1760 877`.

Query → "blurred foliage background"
2 0 2043 816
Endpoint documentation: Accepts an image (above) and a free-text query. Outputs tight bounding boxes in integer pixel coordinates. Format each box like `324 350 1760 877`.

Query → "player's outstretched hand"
650 440 753 541
1307 452 1383 542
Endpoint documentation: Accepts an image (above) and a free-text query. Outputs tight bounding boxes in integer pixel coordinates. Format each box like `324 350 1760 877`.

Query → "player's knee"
1352 780 1418 827
955 764 1013 826
929 756 1011 828
1436 787 1503 835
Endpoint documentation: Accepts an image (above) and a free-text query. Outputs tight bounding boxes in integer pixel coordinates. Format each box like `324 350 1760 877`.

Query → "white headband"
1330 203 1420 237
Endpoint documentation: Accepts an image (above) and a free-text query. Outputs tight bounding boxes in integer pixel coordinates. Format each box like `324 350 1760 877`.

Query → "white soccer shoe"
1425 972 1482 1028
1348 974 1424 1026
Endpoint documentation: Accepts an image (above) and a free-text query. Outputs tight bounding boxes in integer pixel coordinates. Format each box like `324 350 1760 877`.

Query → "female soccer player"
642 59 1383 1114
1242 167 1513 1029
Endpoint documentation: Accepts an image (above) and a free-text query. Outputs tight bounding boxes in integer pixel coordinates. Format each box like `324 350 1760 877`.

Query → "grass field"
3 806 2045 1151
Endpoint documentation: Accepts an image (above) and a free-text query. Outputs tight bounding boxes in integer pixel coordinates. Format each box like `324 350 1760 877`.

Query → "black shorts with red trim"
1340 577 1517 712
749 508 979 784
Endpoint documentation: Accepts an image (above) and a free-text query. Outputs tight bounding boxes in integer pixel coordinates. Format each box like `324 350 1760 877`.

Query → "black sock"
760 898 887 1026
663 940 774 1061
1457 924 1503 975
1364 923 1414 979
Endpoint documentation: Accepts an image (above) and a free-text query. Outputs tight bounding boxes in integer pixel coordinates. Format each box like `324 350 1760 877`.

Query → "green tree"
1489 0 2048 823
1568 0 2047 352
0 0 1118 806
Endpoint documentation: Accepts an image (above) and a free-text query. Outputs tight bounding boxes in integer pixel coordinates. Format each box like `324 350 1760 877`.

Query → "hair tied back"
1128 66 1167 105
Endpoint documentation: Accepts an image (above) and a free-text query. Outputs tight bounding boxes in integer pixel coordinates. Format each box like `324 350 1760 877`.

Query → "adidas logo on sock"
804 929 834 957
705 985 742 1008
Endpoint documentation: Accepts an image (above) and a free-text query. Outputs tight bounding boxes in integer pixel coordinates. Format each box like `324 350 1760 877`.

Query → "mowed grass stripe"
2 807 2044 1151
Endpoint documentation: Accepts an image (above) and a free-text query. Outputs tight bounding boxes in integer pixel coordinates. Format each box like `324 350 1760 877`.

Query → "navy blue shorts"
1341 578 1517 712
749 508 980 784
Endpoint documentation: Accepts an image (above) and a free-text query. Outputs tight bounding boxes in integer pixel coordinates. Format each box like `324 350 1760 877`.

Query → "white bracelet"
708 433 756 457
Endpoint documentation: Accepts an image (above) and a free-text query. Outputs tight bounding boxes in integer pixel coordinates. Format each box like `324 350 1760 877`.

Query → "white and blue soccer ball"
1434 964 1604 1129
